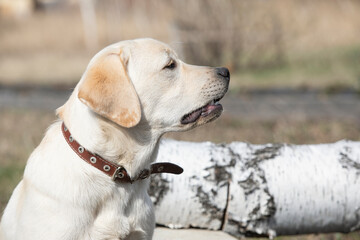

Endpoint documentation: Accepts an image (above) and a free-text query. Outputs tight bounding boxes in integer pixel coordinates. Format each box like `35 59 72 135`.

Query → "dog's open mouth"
181 97 224 124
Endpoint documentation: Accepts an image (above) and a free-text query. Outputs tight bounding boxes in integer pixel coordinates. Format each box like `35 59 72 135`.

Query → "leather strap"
61 122 183 183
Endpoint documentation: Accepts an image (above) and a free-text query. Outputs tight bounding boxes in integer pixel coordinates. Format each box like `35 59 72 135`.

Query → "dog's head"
77 38 229 132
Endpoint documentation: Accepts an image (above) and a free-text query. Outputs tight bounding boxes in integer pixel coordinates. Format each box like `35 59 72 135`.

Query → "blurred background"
0 0 360 239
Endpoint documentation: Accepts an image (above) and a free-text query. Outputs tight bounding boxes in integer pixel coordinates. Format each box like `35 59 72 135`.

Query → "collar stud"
78 146 84 153
90 156 97 163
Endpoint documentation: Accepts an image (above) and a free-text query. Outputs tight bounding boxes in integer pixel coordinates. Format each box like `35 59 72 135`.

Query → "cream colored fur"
0 38 229 240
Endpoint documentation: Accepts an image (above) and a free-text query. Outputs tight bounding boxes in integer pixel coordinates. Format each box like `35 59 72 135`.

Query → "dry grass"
231 44 360 91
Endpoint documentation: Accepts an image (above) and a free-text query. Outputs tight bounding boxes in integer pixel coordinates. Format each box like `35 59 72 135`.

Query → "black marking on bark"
246 144 283 167
195 185 223 221
243 144 280 214
148 174 170 206
193 144 237 225
204 144 238 185
227 146 241 167
204 164 232 185
227 144 281 238
263 187 276 217
199 144 240 228
339 147 360 174
238 172 258 195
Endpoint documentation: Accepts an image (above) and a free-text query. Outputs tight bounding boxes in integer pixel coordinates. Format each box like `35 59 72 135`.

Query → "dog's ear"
78 50 141 128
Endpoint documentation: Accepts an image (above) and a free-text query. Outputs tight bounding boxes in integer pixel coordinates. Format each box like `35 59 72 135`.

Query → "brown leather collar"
61 122 183 183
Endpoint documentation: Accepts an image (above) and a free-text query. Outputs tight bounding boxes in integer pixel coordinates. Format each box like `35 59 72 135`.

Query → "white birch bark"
149 139 360 238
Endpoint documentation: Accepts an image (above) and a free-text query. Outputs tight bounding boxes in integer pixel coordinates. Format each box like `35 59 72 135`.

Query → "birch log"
149 139 360 238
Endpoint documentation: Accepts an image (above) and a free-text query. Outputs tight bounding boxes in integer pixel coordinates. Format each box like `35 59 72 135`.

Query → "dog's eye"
164 60 176 70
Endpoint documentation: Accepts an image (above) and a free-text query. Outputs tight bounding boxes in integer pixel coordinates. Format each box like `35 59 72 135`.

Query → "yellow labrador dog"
0 38 229 240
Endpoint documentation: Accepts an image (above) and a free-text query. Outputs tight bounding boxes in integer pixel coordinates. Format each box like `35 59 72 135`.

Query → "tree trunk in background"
79 0 98 50
149 140 360 238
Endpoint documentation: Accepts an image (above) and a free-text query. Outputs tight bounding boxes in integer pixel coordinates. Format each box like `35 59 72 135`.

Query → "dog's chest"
84 183 153 239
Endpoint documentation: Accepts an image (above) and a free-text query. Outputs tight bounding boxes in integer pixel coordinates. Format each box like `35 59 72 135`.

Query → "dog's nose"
216 67 230 81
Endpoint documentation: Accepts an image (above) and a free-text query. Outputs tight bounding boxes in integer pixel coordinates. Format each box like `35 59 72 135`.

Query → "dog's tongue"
201 104 220 116
181 102 223 124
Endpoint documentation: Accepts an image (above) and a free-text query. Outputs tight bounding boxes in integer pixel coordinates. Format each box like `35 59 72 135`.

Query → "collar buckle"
138 169 151 180
112 166 126 181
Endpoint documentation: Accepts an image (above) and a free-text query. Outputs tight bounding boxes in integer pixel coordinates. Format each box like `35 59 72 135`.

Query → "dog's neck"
58 88 163 178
